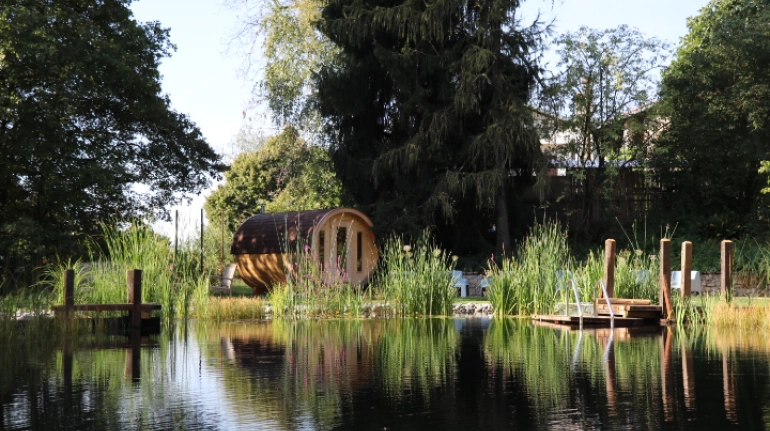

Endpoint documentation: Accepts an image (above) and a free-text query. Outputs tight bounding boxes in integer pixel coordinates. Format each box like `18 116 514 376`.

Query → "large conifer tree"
316 0 543 256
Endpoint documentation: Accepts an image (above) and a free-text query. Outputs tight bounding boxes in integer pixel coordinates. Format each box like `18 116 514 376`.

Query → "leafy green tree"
543 25 668 233
0 0 222 284
657 0 770 233
227 0 337 132
315 0 544 257
204 126 344 229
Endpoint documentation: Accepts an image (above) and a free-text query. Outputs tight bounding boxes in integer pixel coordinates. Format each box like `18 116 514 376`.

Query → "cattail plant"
377 230 458 316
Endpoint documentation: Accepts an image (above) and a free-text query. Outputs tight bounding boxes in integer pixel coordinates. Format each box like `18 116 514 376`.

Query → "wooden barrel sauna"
231 208 378 295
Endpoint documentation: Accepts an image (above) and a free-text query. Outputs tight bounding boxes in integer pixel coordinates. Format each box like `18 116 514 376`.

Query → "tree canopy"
315 0 544 257
227 0 337 133
543 25 668 233
0 0 222 281
656 0 770 233
204 126 344 229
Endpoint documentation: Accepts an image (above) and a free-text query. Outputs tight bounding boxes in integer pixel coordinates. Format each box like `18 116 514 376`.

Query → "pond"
1 318 768 430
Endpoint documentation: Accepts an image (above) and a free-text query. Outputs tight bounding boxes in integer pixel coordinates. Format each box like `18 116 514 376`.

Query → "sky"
129 0 708 237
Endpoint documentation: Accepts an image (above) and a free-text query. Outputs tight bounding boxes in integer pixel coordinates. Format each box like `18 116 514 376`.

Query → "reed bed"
487 222 572 316
703 299 770 330
376 230 457 316
40 223 210 322
196 296 269 321
267 243 368 318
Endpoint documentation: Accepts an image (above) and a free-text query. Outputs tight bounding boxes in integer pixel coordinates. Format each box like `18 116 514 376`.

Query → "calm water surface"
2 318 770 430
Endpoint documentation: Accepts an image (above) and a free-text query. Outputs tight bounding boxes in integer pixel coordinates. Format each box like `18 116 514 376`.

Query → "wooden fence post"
127 270 142 329
604 239 616 298
721 240 734 301
660 239 673 319
64 269 75 314
681 241 693 298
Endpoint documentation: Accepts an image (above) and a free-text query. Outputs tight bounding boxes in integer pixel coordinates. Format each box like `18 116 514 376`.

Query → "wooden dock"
533 298 671 327
52 269 161 333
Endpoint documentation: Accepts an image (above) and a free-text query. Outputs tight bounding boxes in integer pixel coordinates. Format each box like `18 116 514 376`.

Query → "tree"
204 126 344 229
543 25 668 233
656 0 770 234
0 0 222 283
227 0 337 133
315 0 544 257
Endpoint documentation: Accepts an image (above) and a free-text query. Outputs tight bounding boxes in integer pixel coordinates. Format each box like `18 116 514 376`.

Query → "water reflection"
4 319 770 430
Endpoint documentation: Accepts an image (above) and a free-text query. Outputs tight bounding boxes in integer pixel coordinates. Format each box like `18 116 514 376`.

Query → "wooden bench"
52 269 161 330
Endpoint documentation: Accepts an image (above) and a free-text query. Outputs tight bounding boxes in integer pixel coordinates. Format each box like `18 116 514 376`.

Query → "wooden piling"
721 240 734 301
604 239 616 298
681 241 693 298
660 239 673 319
64 269 75 313
126 270 142 329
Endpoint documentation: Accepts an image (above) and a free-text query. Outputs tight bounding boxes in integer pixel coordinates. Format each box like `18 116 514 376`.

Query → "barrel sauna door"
322 220 368 285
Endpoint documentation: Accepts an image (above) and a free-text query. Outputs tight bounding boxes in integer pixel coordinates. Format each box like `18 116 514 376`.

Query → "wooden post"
64 269 75 313
721 240 734 301
604 239 616 298
660 239 673 319
127 269 142 330
681 241 693 298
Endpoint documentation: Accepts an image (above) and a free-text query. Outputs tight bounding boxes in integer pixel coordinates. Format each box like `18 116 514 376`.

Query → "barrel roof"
230 208 373 255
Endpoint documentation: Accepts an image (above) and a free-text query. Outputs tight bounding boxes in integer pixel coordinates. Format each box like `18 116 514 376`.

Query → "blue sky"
129 0 708 234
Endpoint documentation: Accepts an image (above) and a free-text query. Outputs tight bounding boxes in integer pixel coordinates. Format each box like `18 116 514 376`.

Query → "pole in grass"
64 269 75 315
660 239 673 320
603 239 616 299
721 240 734 302
127 269 142 330
681 241 693 298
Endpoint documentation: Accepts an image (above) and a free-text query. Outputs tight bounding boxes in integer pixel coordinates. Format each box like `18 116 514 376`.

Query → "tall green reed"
268 239 367 318
571 248 659 304
488 222 572 316
43 222 210 322
377 230 457 316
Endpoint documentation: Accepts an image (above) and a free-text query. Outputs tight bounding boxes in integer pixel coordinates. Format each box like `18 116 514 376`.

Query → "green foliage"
376 231 458 316
572 248 659 303
0 0 222 284
315 0 544 256
487 222 572 316
267 242 366 318
205 127 345 229
43 223 210 322
543 26 669 233
656 0 770 224
228 0 338 132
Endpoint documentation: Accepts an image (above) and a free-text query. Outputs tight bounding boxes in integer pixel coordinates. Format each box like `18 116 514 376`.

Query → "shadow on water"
4 318 770 430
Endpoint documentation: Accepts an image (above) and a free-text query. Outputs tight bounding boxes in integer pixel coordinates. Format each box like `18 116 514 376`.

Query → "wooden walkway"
52 269 161 333
532 298 672 328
